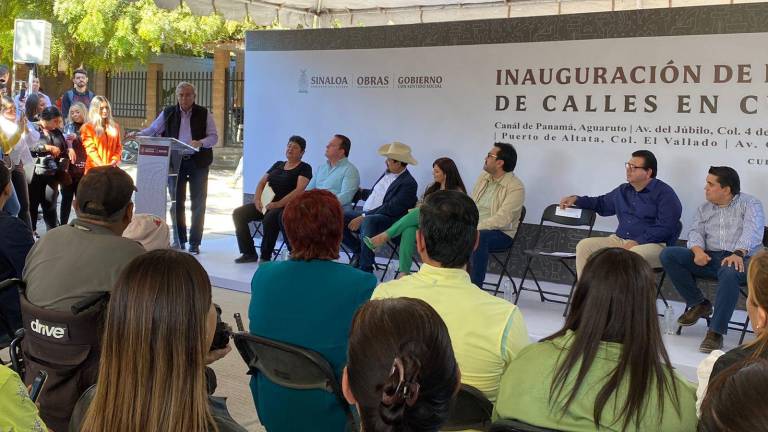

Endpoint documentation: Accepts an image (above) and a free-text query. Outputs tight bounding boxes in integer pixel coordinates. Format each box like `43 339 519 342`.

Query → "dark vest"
161 104 213 168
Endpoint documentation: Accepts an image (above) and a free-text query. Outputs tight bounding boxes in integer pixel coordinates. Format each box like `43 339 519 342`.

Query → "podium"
134 137 197 219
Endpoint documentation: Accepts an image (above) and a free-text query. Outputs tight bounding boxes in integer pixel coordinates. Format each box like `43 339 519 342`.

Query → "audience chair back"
443 384 493 431
514 204 597 316
763 226 768 247
18 287 109 432
0 278 24 348
68 384 96 432
489 419 564 432
482 206 526 297
232 332 355 429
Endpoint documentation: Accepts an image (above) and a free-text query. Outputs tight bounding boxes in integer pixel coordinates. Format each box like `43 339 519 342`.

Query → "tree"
0 0 263 72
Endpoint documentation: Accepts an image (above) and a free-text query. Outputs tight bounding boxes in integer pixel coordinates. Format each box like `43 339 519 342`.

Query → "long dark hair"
24 93 40 121
543 248 680 431
699 359 768 432
347 298 459 432
746 250 768 358
423 157 466 198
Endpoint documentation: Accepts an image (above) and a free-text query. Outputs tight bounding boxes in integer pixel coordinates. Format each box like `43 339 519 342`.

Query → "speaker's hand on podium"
190 140 202 149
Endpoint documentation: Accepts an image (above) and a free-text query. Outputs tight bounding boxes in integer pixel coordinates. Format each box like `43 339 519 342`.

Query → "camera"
210 304 232 351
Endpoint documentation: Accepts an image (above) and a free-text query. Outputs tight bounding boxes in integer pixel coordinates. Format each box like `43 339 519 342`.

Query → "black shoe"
188 245 200 255
699 331 724 353
234 254 259 264
677 300 713 326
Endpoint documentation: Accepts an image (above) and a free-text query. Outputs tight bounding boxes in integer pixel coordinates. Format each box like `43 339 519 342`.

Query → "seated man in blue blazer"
343 142 418 273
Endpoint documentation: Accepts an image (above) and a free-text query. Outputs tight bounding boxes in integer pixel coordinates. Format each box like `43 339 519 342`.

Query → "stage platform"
196 234 753 383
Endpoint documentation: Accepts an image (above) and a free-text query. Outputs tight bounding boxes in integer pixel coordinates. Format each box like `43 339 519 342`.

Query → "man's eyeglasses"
486 153 498 159
625 162 646 170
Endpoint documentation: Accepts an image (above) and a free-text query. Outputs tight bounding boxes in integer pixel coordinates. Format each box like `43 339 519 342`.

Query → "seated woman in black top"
232 135 312 263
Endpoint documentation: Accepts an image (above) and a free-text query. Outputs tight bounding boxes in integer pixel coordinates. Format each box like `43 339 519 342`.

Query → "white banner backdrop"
244 32 768 235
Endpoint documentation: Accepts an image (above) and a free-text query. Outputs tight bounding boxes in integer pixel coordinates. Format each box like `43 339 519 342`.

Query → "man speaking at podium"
130 82 218 254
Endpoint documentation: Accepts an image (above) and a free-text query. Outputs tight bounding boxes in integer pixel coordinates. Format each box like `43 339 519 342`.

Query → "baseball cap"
76 166 136 219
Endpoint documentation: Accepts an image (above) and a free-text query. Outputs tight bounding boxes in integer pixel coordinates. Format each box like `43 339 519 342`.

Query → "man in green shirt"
372 190 529 401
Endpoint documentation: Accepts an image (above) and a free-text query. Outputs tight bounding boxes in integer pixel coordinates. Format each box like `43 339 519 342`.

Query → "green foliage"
0 0 265 72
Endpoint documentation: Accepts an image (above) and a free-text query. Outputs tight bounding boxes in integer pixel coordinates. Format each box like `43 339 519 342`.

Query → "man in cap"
24 166 145 311
342 142 418 273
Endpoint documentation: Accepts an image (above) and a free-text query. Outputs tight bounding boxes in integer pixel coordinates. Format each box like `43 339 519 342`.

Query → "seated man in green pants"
365 157 466 276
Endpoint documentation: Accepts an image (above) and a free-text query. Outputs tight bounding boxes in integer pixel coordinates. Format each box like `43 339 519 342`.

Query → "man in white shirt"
342 142 418 273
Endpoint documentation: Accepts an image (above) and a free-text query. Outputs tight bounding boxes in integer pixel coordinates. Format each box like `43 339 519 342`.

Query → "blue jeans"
660 247 748 335
2 181 20 217
470 230 513 287
342 209 396 272
168 158 209 247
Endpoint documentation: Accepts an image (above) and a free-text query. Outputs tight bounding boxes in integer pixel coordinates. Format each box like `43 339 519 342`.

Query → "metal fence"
156 71 213 113
225 70 244 146
106 71 147 119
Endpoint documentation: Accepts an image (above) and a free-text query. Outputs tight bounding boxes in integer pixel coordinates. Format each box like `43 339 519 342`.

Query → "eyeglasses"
625 162 646 170
486 153 498 159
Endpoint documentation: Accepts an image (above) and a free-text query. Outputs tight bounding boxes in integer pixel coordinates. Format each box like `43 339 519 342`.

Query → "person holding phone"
0 365 48 431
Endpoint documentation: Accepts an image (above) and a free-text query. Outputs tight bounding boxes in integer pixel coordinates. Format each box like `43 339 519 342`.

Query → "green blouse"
0 365 47 431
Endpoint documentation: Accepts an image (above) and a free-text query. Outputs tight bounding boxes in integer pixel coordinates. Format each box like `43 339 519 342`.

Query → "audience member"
343 297 460 432
61 68 95 119
493 248 697 431
60 102 88 224
366 157 467 276
123 213 170 251
79 250 244 432
560 150 682 276
0 164 34 334
699 359 768 432
24 166 145 312
0 65 8 97
1 95 36 228
468 142 525 287
696 250 768 411
232 135 312 263
306 134 360 208
342 142 418 273
661 166 765 353
248 189 376 431
29 106 67 233
132 82 218 254
0 364 47 431
14 76 52 112
373 190 527 401
80 95 121 173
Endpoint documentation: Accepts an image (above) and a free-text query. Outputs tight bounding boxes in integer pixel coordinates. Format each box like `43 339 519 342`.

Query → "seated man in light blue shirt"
660 166 765 353
306 134 360 209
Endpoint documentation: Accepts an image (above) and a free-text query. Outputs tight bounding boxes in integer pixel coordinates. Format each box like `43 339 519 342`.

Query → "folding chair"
481 207 526 297
232 332 356 432
443 384 493 431
653 220 683 315
248 220 287 260
514 204 597 316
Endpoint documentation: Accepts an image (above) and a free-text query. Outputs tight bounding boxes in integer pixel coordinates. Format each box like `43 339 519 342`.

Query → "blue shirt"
575 178 682 245
306 158 360 206
687 193 765 256
248 259 376 432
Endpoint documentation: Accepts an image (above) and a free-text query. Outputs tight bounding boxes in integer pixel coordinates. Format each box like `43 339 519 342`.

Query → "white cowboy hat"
377 141 418 165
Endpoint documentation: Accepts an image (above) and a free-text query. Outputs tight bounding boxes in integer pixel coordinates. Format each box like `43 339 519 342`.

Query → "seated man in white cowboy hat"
342 141 418 273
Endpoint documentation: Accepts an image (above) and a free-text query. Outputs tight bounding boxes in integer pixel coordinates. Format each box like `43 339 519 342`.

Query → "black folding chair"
481 207 526 297
443 384 493 431
233 332 356 431
489 419 563 432
514 204 597 316
0 278 23 353
653 220 683 315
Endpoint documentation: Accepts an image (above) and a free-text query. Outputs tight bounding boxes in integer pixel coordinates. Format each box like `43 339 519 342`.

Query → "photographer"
29 105 67 234
77 250 244 432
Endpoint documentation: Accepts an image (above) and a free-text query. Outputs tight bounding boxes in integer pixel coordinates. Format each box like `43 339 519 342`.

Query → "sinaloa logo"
30 318 67 339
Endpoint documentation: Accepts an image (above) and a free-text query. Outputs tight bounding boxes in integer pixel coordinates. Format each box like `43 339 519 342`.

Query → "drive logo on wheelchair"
30 318 69 340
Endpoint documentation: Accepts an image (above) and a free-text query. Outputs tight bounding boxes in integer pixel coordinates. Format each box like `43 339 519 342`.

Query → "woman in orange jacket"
81 95 121 173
